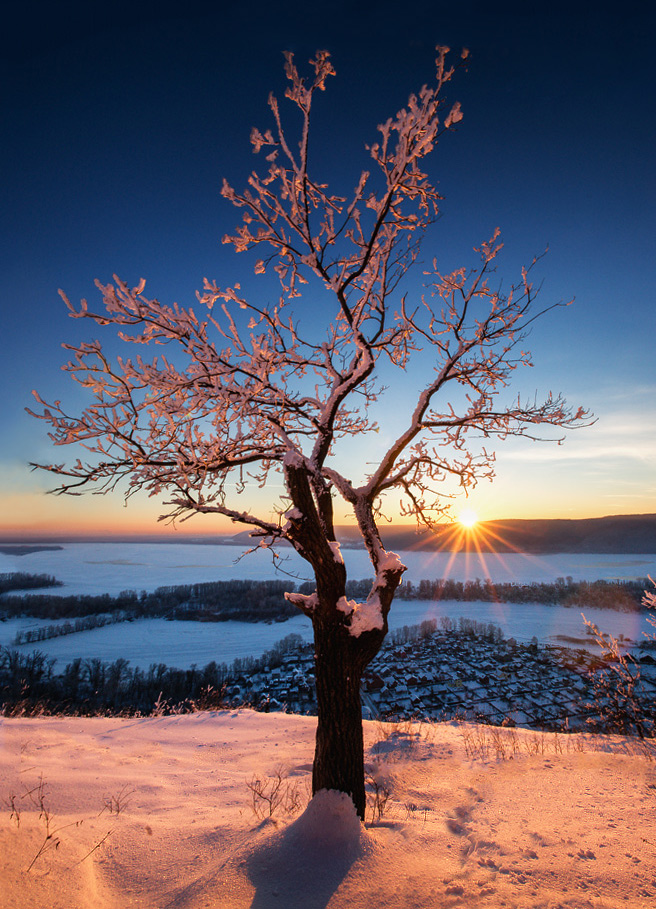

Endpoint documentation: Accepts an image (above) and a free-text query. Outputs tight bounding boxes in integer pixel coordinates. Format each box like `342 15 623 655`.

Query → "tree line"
389 616 507 646
0 572 62 594
0 631 308 716
12 612 127 645
1 574 647 627
0 578 299 622
394 577 645 611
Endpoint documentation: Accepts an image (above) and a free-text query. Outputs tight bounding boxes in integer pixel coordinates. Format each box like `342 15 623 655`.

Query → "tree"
582 615 654 739
30 48 590 819
642 577 656 645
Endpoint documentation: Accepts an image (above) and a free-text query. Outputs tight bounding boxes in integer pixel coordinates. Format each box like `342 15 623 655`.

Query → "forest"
0 631 307 717
0 571 61 594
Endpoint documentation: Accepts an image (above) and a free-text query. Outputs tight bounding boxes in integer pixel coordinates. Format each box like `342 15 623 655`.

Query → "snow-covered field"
3 549 655 904
2 710 654 908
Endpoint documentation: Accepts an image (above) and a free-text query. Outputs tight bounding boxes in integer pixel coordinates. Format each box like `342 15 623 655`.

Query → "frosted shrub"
582 615 655 739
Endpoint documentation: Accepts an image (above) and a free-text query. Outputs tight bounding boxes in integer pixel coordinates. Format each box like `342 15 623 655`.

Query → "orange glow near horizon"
2 487 653 544
0 490 238 541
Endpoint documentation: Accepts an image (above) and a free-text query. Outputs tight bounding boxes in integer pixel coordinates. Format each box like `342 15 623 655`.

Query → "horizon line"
1 512 655 546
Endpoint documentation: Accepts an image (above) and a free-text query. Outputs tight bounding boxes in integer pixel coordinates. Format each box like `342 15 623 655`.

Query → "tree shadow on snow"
162 792 372 909
245 790 372 909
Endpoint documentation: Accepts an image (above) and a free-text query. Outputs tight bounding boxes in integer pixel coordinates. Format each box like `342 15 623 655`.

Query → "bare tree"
582 615 654 739
642 576 656 643
30 48 590 819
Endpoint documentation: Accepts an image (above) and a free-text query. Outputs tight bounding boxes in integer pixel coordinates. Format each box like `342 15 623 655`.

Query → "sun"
458 509 479 529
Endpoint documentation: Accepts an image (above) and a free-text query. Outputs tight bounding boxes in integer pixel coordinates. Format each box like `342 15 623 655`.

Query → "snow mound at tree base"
282 788 366 854
221 790 377 909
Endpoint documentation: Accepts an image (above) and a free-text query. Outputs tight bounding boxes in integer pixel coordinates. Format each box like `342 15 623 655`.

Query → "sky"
1 0 655 540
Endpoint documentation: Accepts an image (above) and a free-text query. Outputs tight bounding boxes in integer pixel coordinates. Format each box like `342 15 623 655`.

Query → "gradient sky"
1 1 655 539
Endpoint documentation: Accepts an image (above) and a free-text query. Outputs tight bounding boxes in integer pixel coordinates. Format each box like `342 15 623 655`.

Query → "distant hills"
368 514 656 555
227 513 656 554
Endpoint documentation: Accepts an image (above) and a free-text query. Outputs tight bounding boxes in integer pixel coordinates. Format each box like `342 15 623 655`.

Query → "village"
224 619 656 734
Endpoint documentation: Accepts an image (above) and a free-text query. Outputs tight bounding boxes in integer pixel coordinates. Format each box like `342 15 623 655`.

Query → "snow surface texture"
2 710 655 908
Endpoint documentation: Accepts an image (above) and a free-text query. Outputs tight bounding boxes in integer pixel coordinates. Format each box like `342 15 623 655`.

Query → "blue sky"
1 1 655 538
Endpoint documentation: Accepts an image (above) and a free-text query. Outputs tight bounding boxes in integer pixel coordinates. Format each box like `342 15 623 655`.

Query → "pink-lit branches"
31 47 589 569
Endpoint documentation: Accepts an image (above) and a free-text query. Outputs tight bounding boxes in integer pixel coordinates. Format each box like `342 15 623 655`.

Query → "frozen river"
1 541 654 596
0 597 653 671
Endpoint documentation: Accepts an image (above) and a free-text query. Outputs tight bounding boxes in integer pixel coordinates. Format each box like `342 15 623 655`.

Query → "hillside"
228 513 656 554
2 711 654 908
370 514 656 554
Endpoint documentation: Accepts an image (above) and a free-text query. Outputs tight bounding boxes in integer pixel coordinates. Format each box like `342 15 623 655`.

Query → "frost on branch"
643 577 656 640
444 102 463 128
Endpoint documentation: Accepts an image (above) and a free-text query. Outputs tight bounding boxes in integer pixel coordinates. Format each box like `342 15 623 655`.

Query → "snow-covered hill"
2 711 654 908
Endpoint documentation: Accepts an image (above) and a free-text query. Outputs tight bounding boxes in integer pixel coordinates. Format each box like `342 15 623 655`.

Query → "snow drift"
1 710 655 908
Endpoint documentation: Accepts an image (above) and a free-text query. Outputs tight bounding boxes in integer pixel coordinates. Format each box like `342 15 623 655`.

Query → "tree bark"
283 455 402 820
311 611 385 820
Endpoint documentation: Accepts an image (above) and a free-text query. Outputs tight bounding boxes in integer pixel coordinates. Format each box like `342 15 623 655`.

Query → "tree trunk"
311 613 381 821
281 456 403 820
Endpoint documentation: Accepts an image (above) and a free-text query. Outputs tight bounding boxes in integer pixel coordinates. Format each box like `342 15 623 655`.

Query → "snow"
2 710 654 908
329 540 345 564
333 550 405 638
0 616 314 670
283 589 318 615
262 788 367 868
293 788 363 848
282 507 303 533
378 550 405 573
338 594 385 637
1 543 654 668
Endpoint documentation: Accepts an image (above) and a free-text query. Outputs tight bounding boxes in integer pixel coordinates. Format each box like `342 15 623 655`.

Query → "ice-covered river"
1 542 654 595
